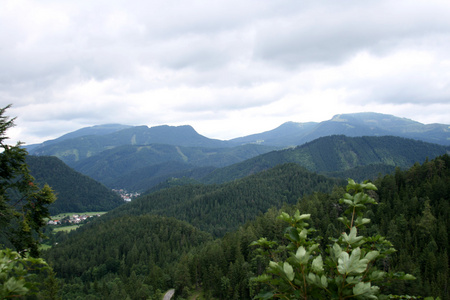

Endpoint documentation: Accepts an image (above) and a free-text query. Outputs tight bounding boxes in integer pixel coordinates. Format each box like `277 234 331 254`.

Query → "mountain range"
230 112 450 146
28 112 450 159
19 112 450 298
26 112 450 194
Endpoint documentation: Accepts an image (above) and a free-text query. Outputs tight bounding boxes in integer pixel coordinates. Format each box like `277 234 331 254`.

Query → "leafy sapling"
251 179 422 299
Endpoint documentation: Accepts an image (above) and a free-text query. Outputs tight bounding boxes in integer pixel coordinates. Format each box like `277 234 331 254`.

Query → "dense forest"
45 215 212 299
42 154 450 299
169 155 449 299
27 156 124 215
203 135 450 184
101 163 345 236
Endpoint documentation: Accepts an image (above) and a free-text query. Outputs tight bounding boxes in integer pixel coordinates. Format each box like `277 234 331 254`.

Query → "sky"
1 0 450 145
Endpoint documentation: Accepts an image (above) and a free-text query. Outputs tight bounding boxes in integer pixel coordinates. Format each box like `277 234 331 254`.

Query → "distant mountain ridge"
27 113 450 162
25 112 450 192
26 124 132 152
230 112 450 146
29 124 229 165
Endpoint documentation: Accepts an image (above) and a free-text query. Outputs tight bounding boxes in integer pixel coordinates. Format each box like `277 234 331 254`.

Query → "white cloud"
2 0 450 144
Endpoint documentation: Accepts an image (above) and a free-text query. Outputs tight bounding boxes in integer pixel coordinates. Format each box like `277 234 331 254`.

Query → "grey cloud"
253 1 450 67
2 0 450 144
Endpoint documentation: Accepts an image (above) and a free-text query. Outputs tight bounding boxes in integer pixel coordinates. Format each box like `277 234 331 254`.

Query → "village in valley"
47 189 140 227
47 213 102 226
112 188 141 202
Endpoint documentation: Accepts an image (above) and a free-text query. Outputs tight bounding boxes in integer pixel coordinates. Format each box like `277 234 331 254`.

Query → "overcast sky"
2 0 450 144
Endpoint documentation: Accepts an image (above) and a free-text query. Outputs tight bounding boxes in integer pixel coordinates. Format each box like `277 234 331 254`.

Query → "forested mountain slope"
105 161 215 192
72 143 274 189
27 156 124 214
43 154 450 299
45 215 212 299
104 163 345 236
174 154 450 299
204 135 449 184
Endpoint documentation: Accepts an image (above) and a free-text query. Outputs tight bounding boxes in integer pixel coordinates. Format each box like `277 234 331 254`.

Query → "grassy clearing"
53 225 81 232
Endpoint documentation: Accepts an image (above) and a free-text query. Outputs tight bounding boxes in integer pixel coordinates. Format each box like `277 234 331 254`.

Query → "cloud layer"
2 0 450 144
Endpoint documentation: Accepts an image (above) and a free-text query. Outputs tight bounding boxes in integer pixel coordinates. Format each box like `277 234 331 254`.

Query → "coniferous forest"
41 154 449 299
2 105 449 299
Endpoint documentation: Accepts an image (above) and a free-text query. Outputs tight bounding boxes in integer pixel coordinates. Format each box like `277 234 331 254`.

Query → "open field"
50 211 106 220
53 225 81 232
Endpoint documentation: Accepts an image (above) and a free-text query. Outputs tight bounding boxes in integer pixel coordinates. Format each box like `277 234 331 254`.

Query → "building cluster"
112 189 141 202
47 214 101 225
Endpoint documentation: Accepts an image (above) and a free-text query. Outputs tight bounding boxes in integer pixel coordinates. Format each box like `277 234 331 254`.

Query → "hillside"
172 154 450 299
72 143 275 190
42 154 450 299
27 156 124 215
45 214 212 299
105 161 214 192
203 135 450 184
103 163 345 236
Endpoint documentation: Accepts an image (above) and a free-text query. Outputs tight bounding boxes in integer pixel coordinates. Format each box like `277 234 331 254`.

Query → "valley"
2 111 449 299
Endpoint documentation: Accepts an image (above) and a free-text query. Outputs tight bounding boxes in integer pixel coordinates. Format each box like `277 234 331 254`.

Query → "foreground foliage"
0 105 58 298
251 179 417 299
174 155 449 299
0 248 58 299
0 106 55 256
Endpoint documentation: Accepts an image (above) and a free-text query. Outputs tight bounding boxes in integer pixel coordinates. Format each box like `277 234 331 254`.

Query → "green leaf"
299 228 308 239
342 227 363 245
4 277 29 295
332 243 342 260
364 250 379 262
278 212 291 223
369 270 386 281
294 210 310 221
269 261 279 270
320 275 328 288
311 255 323 273
295 246 309 265
337 248 369 275
355 216 371 227
353 281 379 299
287 227 300 242
255 291 274 300
398 273 416 281
283 262 294 281
296 246 306 259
